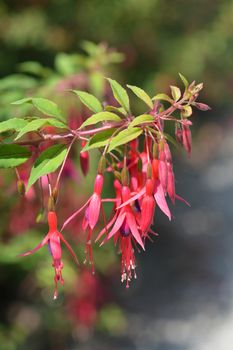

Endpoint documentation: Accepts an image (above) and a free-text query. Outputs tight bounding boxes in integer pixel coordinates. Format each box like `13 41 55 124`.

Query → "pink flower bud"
94 174 104 195
140 195 155 234
158 148 168 192
175 123 183 145
194 102 211 111
182 124 192 155
80 141 89 176
167 163 175 204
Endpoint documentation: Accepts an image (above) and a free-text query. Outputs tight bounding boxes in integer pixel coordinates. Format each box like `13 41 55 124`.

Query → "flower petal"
126 212 144 250
154 180 171 220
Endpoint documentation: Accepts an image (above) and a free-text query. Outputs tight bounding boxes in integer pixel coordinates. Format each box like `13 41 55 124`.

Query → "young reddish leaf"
71 90 103 113
82 128 117 152
127 84 153 109
152 93 173 104
129 114 154 128
79 111 121 129
170 86 181 101
107 78 130 113
108 127 143 153
27 144 67 191
0 144 31 168
0 118 28 133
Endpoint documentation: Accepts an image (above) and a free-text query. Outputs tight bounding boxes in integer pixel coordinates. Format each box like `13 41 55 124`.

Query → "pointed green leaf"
11 97 33 105
32 98 64 120
105 106 127 116
0 144 31 168
170 86 181 101
127 85 153 109
107 78 130 113
14 118 68 140
129 114 155 128
71 90 103 113
0 118 28 133
27 144 67 191
79 112 121 129
179 73 189 89
82 128 117 152
108 127 143 153
12 97 65 120
152 93 173 103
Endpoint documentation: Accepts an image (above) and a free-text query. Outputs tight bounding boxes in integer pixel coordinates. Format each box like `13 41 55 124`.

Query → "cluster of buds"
16 74 210 296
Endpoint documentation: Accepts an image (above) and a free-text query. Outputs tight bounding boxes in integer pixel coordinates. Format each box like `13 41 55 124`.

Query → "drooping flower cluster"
17 75 210 296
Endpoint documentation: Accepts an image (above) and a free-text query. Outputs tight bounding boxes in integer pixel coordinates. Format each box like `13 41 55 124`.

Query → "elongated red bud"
194 102 211 111
48 211 58 232
140 194 155 234
94 174 104 195
80 141 89 176
152 158 159 179
167 163 175 204
164 142 172 163
175 123 183 145
146 178 154 196
182 124 192 155
158 148 167 191
121 186 131 203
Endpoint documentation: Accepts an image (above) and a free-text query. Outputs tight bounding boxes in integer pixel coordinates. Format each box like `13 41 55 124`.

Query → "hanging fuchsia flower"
21 211 78 299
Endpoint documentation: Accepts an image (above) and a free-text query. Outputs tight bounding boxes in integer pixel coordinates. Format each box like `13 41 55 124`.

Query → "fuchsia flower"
99 184 144 287
21 211 78 299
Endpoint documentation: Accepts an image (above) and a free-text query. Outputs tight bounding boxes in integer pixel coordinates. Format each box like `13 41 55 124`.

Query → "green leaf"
79 112 121 129
129 114 154 128
181 105 192 117
127 85 153 109
11 97 33 105
108 127 143 153
32 98 64 120
0 118 28 133
0 144 31 168
170 86 181 101
152 93 173 103
105 106 127 116
14 118 68 140
107 78 130 113
179 73 189 89
12 97 65 120
82 128 117 152
27 144 67 191
71 90 103 113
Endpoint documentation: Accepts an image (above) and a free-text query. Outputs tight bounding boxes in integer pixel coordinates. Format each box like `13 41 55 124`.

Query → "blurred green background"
0 1 233 350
